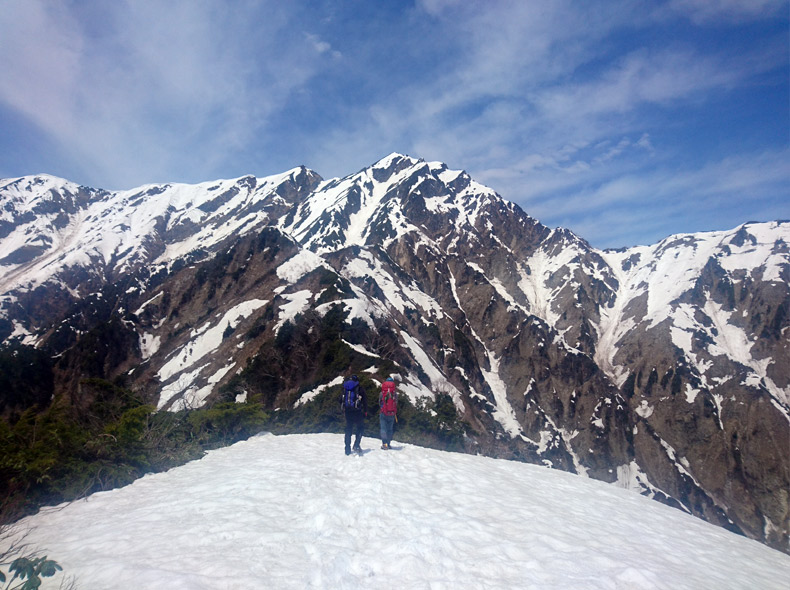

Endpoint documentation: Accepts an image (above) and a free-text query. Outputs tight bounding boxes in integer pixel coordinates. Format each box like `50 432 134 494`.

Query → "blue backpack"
343 380 361 410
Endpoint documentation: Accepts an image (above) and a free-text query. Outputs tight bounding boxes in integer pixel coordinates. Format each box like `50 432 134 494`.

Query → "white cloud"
305 33 341 59
416 0 465 17
506 148 790 248
0 2 83 139
667 0 788 23
0 0 328 188
307 1 783 179
533 47 750 130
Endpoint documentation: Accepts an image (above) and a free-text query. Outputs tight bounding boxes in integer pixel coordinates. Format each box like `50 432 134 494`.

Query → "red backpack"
380 380 397 416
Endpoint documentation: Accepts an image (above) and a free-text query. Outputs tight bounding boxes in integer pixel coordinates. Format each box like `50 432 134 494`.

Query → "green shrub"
0 556 63 590
0 344 54 416
390 393 468 452
186 402 268 446
0 384 273 526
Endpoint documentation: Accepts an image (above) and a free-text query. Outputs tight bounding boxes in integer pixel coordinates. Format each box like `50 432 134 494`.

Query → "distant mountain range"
1 153 788 552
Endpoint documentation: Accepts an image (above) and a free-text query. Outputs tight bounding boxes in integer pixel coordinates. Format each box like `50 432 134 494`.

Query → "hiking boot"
381 443 387 450
352 445 361 452
345 447 351 455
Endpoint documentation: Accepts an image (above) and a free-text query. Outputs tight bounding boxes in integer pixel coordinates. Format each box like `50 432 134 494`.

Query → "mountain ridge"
1 153 788 552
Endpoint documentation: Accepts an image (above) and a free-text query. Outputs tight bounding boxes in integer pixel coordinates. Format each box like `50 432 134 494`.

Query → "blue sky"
1 0 787 248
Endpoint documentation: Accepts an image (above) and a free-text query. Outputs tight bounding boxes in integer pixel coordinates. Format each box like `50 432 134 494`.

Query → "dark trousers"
344 410 364 450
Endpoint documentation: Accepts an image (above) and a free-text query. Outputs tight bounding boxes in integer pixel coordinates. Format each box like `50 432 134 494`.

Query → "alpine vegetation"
0 154 788 553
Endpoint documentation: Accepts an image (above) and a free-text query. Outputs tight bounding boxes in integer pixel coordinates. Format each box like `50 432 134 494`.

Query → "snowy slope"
597 222 790 397
2 433 788 590
0 168 317 299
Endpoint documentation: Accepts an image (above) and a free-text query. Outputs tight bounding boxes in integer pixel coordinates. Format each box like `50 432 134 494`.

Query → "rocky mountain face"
1 154 788 552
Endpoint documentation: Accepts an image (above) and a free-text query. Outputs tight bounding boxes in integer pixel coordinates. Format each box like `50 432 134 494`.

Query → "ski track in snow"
3 433 788 590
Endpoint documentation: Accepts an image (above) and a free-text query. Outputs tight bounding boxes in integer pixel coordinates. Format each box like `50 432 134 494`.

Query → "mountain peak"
372 152 419 168
365 152 422 184
0 173 81 195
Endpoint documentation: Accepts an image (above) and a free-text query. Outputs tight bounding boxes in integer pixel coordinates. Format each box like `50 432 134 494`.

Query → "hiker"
341 375 367 455
379 377 398 450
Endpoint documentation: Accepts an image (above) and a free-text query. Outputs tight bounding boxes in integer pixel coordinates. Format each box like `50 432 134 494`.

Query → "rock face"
1 154 788 552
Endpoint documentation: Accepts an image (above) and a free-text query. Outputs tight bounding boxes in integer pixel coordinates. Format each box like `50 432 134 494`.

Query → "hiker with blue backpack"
379 377 398 450
341 375 368 455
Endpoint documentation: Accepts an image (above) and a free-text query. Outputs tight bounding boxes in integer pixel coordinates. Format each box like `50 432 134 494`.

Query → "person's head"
351 374 359 382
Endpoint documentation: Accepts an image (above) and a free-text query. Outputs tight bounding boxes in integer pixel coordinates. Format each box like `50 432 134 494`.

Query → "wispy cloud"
306 0 785 171
521 148 790 248
666 0 788 23
0 0 330 188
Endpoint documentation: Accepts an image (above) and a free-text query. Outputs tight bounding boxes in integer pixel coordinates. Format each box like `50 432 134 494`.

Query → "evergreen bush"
0 383 270 528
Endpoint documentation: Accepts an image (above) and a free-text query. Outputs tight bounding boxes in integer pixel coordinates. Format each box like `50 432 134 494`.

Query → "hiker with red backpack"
341 375 367 455
379 377 398 450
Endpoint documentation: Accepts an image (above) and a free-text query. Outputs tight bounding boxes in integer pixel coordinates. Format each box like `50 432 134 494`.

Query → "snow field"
155 299 269 409
3 433 789 589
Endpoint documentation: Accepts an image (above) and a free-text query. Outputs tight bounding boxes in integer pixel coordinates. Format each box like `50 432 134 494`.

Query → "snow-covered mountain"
1 154 788 553
2 433 789 590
